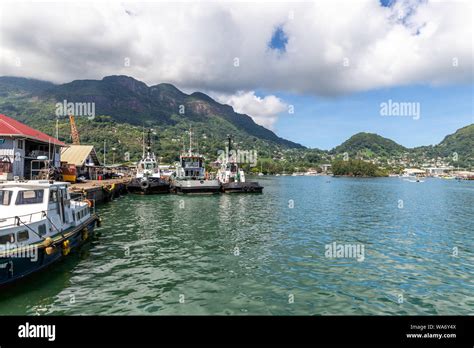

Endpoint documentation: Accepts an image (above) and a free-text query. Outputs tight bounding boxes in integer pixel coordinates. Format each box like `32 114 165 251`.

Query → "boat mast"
142 127 145 159
188 127 193 156
146 129 152 155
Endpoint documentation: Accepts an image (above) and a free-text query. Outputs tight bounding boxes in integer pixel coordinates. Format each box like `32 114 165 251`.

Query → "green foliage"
330 132 407 158
332 159 388 177
412 124 474 167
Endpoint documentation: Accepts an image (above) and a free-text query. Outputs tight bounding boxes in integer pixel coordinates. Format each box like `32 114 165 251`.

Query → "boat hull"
0 215 99 287
127 178 170 195
172 179 221 194
221 181 263 193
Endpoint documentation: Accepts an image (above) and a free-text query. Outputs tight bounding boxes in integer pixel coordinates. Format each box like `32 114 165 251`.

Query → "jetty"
68 178 130 204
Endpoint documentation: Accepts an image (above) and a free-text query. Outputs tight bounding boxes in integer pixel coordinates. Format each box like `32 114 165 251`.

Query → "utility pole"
103 140 106 167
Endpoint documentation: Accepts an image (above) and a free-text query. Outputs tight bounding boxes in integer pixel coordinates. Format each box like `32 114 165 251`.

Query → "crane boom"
69 115 80 145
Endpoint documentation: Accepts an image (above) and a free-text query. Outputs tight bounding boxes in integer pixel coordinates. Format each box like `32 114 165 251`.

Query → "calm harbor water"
1 176 473 315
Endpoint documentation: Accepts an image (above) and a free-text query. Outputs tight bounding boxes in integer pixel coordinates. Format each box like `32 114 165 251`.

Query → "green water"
1 176 473 315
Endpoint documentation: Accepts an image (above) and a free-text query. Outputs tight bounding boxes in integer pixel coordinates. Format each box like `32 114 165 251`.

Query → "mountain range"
0 75 472 168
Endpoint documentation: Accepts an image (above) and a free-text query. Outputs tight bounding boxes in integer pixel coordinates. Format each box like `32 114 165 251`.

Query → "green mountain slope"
330 132 407 158
412 124 474 167
0 75 303 163
0 75 302 147
0 75 472 170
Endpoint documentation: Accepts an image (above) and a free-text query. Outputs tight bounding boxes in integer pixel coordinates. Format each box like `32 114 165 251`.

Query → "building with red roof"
0 114 65 146
0 114 65 179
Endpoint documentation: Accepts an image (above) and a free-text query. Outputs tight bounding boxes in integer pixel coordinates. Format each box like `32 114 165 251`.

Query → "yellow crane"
69 115 80 145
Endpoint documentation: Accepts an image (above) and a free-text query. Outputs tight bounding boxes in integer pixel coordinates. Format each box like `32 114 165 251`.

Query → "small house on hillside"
0 114 65 180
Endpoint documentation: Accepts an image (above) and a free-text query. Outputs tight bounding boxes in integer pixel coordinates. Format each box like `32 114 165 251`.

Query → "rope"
15 216 46 240
41 211 66 239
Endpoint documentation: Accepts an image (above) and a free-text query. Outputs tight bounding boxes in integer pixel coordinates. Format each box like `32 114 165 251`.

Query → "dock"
68 178 130 204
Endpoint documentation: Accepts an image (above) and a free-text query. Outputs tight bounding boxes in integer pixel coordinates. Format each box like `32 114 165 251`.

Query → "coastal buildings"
61 145 101 179
0 114 64 180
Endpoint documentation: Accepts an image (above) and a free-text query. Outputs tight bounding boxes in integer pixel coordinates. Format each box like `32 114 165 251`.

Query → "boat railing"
0 196 93 230
0 209 55 229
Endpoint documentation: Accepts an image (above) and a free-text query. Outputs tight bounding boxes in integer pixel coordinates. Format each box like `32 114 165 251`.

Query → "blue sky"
257 2 473 150
271 83 473 150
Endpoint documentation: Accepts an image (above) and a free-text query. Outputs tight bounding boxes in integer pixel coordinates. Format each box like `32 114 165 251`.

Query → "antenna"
103 140 106 167
189 127 193 155
142 126 145 158
146 129 152 154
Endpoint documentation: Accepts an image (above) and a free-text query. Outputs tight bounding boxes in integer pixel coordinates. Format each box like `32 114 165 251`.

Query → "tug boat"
127 129 170 195
0 180 100 286
170 129 220 194
216 136 263 193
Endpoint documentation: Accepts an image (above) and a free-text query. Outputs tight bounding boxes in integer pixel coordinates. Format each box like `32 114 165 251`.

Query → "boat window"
15 190 44 205
49 190 58 203
17 230 29 242
145 163 154 170
38 224 47 236
0 190 12 206
0 233 15 244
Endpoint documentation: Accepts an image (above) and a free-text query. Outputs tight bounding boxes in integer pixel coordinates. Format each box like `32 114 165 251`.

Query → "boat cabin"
179 155 205 178
0 180 90 250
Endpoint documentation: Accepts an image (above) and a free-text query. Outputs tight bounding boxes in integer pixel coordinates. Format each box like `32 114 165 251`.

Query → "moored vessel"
0 180 100 286
216 135 263 193
127 129 170 195
170 129 220 194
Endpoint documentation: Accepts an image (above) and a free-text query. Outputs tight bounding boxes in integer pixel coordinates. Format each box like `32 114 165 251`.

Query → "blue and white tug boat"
0 180 100 286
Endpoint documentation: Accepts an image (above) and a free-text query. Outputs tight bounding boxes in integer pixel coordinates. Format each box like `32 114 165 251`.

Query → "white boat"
216 136 263 193
0 180 100 286
170 129 220 194
127 129 169 194
305 171 318 176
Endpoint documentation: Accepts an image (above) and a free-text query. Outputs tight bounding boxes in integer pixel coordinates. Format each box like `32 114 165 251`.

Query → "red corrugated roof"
0 114 65 146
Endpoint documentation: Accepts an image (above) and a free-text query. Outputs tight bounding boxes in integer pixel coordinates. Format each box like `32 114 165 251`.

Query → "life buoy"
85 199 93 207
141 180 150 189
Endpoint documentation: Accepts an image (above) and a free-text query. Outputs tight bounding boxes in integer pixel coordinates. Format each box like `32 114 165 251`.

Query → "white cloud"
0 0 472 96
214 91 288 129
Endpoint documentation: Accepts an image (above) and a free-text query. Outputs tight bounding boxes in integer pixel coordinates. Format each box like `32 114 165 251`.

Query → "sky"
0 0 472 149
